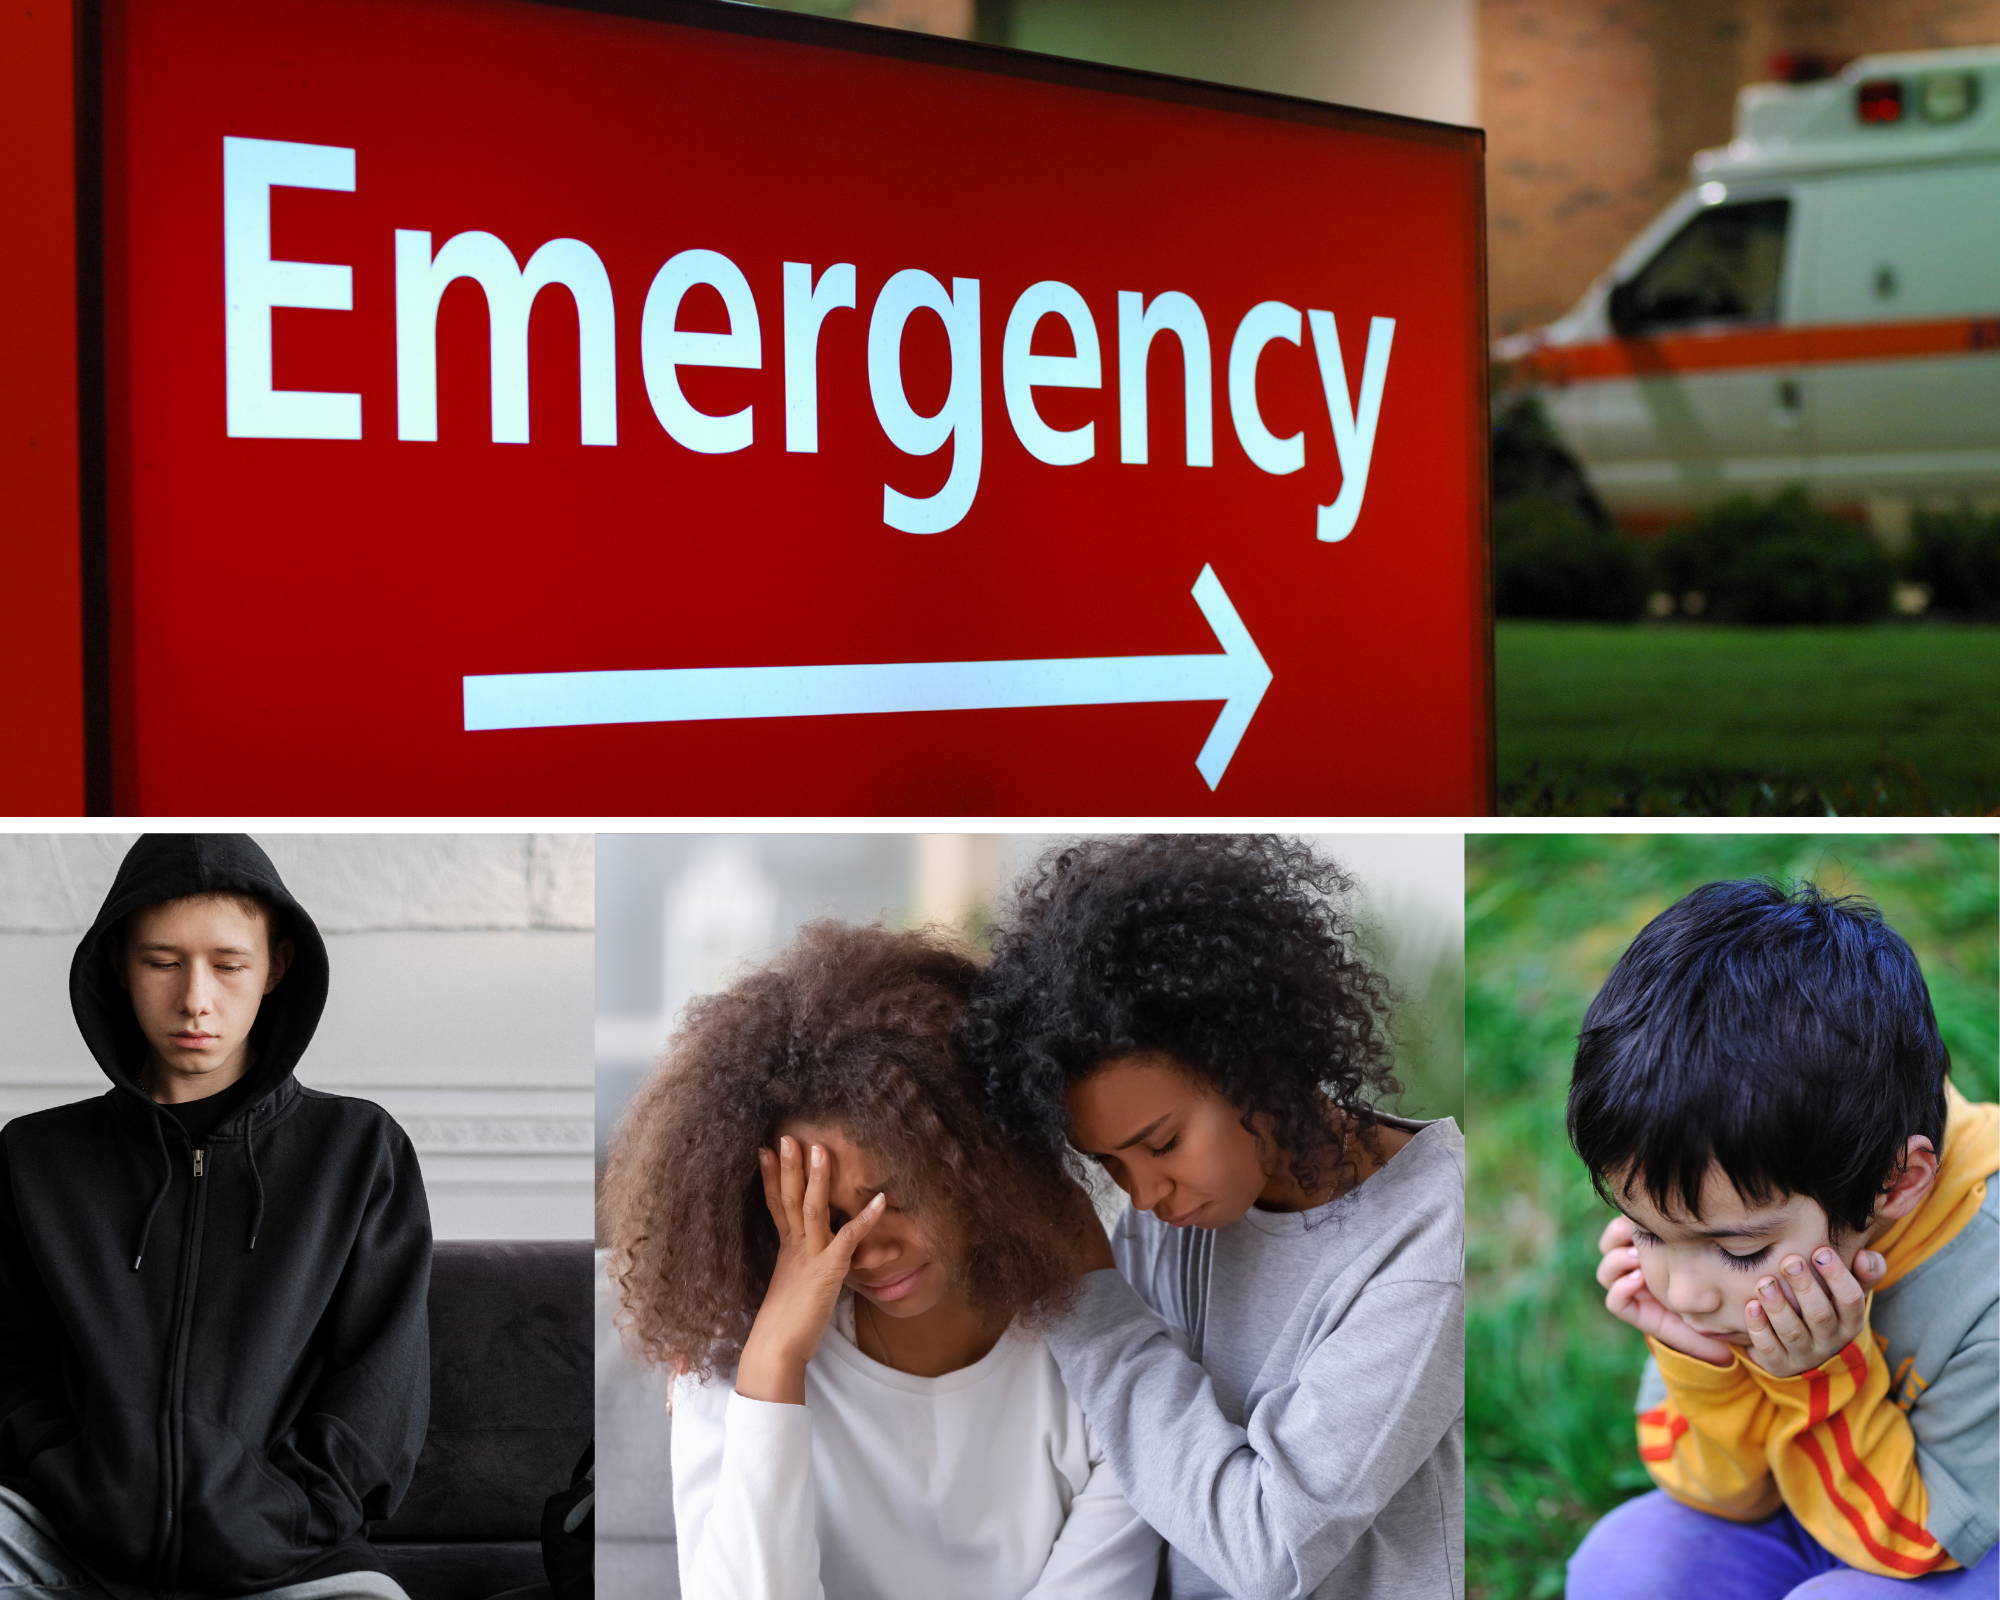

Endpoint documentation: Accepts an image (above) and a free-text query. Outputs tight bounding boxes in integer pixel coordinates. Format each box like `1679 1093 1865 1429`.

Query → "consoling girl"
600 919 1160 1600
967 834 1466 1600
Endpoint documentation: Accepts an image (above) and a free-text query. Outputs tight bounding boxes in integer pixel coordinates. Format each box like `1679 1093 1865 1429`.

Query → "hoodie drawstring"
132 1101 271 1267
245 1104 264 1253
132 1114 172 1271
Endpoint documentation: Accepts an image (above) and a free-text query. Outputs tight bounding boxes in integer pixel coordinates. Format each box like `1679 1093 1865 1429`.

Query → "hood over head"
70 834 329 1109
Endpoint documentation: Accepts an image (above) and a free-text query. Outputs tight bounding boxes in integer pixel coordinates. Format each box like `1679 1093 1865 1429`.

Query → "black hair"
1567 878 1949 1236
964 835 1401 1198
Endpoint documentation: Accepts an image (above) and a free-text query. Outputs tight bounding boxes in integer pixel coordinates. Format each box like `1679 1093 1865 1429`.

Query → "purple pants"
1568 1490 2000 1600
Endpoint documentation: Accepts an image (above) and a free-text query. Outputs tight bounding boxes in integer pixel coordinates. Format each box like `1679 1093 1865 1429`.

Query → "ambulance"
1497 46 2000 529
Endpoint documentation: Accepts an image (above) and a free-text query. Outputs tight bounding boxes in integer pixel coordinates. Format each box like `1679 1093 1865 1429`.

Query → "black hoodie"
0 835 431 1596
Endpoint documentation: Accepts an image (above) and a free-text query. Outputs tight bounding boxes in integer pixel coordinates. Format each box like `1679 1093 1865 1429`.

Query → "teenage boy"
1566 879 1998 1598
0 835 432 1600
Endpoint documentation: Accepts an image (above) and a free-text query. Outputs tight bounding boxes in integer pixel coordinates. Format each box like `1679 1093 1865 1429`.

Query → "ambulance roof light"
1857 79 1903 124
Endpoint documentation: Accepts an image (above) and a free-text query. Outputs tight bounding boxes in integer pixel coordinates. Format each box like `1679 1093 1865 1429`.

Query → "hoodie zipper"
153 1143 208 1591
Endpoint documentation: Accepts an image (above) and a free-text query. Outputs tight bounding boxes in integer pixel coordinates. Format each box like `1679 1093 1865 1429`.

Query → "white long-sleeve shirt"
670 1297 1161 1600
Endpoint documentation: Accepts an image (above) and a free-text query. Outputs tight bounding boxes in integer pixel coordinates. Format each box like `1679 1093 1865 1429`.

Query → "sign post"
2 0 87 816
91 0 1490 814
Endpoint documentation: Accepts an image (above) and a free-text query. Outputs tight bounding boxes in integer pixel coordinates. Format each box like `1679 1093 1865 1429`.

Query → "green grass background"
1466 833 1999 1600
1360 902 1465 1132
1497 624 2000 816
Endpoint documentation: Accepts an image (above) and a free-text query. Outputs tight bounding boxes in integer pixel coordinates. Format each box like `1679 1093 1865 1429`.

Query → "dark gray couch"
370 1240 593 1600
595 1251 676 1600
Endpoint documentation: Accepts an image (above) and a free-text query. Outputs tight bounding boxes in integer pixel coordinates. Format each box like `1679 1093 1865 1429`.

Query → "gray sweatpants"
0 1488 411 1600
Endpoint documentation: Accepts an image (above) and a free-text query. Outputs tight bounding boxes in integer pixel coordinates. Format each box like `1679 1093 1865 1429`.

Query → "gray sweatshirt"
1043 1117 1465 1600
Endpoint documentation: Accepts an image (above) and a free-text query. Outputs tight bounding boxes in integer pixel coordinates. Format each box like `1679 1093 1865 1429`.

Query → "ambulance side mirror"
1607 279 1643 339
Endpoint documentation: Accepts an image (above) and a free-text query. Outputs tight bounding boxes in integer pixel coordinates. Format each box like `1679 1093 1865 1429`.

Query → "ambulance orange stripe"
1828 1412 1936 1548
1507 315 2000 385
1795 1432 1949 1575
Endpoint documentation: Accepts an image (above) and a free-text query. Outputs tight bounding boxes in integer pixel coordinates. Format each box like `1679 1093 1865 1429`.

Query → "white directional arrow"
463 563 1273 789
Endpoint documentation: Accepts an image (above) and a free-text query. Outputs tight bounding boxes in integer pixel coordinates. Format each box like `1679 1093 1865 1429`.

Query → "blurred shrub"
1360 909 1464 1130
1493 497 1649 622
1906 506 2000 619
1656 488 1891 624
1492 396 1608 529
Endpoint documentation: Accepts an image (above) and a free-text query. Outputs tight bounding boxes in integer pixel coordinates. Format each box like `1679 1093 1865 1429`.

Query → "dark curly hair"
964 835 1403 1199
602 920 1087 1381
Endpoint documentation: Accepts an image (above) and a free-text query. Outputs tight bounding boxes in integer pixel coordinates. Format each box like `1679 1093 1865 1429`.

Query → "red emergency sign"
95 0 1490 814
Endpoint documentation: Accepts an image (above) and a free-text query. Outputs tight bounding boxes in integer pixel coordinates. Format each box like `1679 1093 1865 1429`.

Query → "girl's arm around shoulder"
1042 1128 1465 1600
669 1370 825 1600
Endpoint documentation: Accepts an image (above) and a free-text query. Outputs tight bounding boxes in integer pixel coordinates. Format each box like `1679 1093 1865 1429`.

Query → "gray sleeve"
1045 1268 1463 1600
1912 1292 1999 1568
1636 1353 1666 1413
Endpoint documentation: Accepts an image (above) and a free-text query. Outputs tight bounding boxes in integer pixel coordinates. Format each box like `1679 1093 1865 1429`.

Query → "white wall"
0 833 595 1240
1008 0 1478 127
595 833 916 1164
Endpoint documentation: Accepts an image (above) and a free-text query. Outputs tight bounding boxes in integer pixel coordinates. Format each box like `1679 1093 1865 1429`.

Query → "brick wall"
1482 0 2000 335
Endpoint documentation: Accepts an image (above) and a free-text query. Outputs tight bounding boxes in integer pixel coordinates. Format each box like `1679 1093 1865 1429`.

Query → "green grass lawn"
1466 834 1999 1600
1496 623 2000 815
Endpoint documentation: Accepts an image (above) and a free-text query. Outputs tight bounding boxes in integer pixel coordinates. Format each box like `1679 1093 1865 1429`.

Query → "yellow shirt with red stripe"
1636 1086 2000 1578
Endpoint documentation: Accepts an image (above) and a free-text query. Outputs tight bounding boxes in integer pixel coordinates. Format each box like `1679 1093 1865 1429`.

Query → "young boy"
0 835 432 1600
967 834 1465 1600
1566 878 1999 1598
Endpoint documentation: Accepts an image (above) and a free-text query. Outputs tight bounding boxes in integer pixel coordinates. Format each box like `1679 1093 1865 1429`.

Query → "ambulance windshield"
1610 197 1791 335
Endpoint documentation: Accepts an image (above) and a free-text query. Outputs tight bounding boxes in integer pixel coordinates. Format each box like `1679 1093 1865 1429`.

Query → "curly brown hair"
965 835 1403 1200
602 920 1087 1381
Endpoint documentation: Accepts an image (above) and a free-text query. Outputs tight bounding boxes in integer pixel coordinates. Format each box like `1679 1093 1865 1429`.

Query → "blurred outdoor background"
594 830 1463 1597
756 0 2000 815
1465 832 1999 1599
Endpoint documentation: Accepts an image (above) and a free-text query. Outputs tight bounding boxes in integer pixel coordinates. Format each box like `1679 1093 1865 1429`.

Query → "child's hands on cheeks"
1595 1215 1887 1376
736 1136 886 1406
1595 1215 1738 1367
1738 1244 1884 1379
